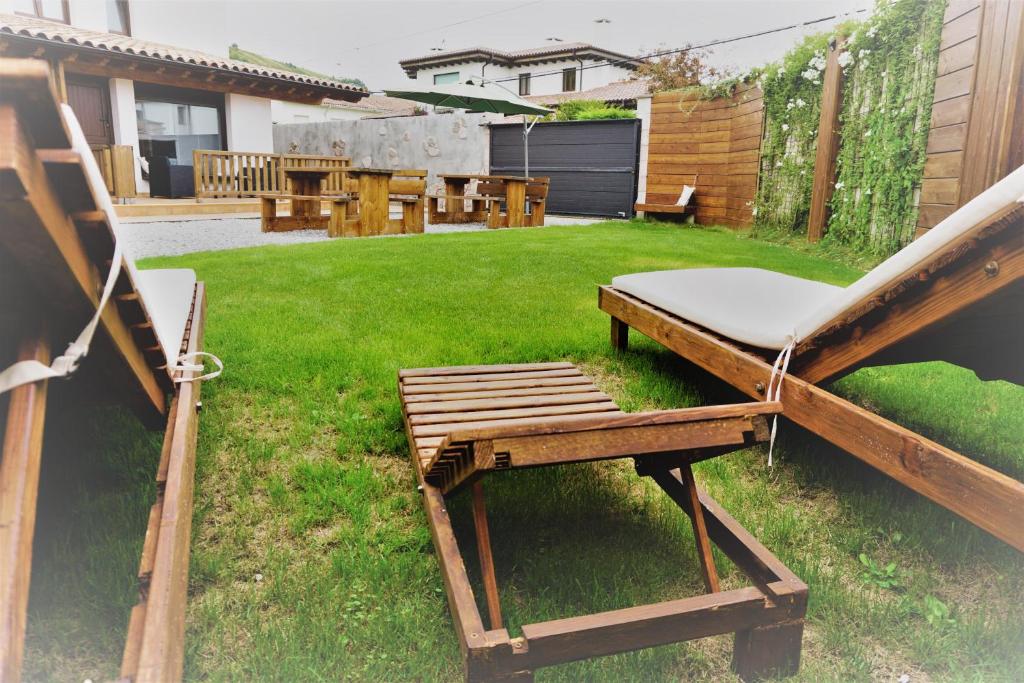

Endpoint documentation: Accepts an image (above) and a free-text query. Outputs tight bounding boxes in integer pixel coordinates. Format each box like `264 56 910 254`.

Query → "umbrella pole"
523 116 529 179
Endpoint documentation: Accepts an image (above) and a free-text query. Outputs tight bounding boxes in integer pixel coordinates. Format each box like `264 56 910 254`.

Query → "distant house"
399 42 640 98
527 78 652 110
0 1 366 193
272 95 418 123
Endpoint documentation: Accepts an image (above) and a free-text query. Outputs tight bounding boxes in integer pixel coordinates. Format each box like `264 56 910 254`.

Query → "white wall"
225 94 274 152
271 100 370 124
635 95 652 207
411 59 634 97
108 78 144 189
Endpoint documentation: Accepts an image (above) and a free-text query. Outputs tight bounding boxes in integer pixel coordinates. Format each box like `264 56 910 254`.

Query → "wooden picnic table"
432 174 539 228
282 165 335 227
345 167 395 235
261 165 344 232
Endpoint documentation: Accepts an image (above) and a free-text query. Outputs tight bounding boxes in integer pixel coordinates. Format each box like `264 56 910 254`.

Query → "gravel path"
119 214 600 259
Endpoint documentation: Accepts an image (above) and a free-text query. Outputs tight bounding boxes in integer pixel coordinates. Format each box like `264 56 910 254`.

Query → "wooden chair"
601 165 1024 551
0 59 214 682
399 363 807 682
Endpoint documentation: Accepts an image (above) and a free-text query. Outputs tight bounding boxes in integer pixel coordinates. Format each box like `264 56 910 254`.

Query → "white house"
398 42 640 98
272 95 417 124
0 0 366 194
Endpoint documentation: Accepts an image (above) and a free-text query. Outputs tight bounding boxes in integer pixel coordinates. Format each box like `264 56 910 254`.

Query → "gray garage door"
489 118 641 218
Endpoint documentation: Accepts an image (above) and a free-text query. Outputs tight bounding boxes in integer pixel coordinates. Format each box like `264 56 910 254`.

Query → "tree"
631 45 721 92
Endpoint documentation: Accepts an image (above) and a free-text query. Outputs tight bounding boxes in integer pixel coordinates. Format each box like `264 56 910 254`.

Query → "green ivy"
752 31 836 234
750 0 945 257
827 0 945 256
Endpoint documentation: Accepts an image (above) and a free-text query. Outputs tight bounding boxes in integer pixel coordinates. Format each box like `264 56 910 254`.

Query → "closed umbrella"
385 78 552 178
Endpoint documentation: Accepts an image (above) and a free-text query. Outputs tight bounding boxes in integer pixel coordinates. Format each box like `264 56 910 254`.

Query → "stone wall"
272 111 494 193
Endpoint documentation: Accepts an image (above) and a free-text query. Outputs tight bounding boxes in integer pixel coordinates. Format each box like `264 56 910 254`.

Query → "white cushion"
613 164 1024 350
134 269 197 368
612 268 842 349
62 103 197 369
676 185 695 207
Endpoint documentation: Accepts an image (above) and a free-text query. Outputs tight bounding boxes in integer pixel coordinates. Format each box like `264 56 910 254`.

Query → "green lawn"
24 221 1024 681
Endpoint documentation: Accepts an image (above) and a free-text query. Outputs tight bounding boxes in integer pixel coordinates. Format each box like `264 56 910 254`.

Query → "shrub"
554 100 636 121
575 107 636 120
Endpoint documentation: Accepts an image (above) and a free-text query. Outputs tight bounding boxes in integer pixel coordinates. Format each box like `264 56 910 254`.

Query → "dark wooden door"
66 76 113 146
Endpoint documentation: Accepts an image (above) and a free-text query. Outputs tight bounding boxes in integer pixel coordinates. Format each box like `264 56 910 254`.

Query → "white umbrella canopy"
385 79 552 116
384 78 553 177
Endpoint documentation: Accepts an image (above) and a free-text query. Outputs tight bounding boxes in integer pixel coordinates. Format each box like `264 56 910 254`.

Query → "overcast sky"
150 0 874 91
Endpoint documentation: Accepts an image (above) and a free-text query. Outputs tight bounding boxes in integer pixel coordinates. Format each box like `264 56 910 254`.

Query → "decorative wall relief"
423 136 441 157
331 139 347 156
402 131 412 142
361 155 373 167
288 141 299 153
387 146 400 167
453 118 468 140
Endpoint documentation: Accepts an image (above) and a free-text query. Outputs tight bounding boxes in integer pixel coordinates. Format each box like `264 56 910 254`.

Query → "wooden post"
733 621 804 681
505 180 527 228
470 480 503 630
610 317 629 352
0 337 51 682
679 464 721 593
807 37 846 242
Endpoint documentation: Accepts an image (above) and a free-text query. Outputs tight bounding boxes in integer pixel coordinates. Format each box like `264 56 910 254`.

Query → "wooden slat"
402 368 583 385
412 407 621 438
0 337 50 683
404 384 598 403
403 375 594 395
131 284 206 683
407 391 610 415
409 401 620 425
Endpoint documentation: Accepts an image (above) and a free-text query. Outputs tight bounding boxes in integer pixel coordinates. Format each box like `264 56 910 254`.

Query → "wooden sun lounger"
600 193 1024 551
400 362 807 681
0 59 207 682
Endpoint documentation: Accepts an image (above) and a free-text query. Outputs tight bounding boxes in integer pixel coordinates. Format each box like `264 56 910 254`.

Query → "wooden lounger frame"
400 364 807 681
0 59 206 682
600 199 1024 551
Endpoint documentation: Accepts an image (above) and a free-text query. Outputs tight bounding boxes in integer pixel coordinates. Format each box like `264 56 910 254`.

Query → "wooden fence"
644 83 764 228
192 150 350 198
91 144 136 200
917 0 1024 235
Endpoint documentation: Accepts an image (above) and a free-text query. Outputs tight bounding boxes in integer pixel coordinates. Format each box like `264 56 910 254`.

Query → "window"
106 0 131 35
561 67 577 92
518 73 531 96
134 85 225 165
433 72 460 85
15 0 69 23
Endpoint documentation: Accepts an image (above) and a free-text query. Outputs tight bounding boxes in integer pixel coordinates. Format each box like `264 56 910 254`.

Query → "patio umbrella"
384 78 553 177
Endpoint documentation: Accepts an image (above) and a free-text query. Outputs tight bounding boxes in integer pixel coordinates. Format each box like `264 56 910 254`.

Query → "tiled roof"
325 94 417 114
399 42 639 72
0 13 366 95
527 79 652 105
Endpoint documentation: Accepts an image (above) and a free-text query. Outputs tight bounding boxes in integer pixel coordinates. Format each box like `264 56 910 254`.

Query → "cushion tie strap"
0 240 124 396
765 338 795 467
173 351 223 384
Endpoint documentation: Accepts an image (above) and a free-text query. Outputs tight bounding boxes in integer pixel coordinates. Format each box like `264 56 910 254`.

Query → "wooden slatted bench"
399 362 807 682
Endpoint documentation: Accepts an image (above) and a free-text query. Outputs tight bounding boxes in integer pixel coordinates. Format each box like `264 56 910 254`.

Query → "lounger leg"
680 464 720 593
0 336 50 682
470 480 503 630
732 620 804 681
610 316 629 352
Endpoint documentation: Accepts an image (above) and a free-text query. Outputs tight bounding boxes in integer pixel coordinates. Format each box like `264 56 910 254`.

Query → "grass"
23 220 1024 681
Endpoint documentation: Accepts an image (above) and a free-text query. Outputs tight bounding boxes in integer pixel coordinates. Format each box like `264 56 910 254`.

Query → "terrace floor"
24 220 1024 682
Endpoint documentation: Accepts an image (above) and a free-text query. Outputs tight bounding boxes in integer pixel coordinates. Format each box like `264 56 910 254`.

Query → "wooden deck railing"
91 144 136 199
192 150 350 198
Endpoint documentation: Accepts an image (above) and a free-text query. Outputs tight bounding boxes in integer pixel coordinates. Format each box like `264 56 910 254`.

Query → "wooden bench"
636 177 697 219
428 176 550 228
399 362 807 681
330 169 427 237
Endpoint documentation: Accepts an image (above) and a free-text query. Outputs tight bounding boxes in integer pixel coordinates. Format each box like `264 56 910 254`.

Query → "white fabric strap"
0 240 124 396
765 338 796 467
173 351 223 384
